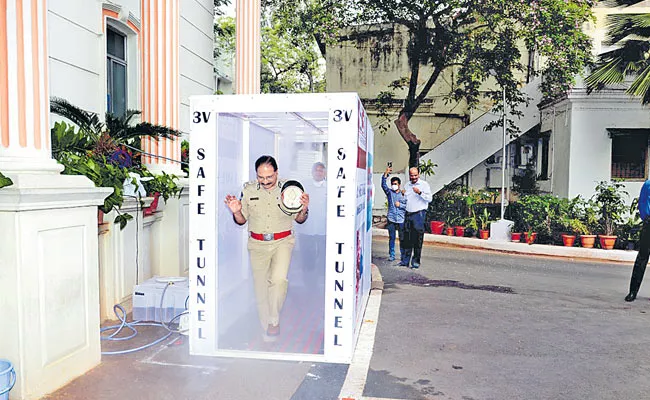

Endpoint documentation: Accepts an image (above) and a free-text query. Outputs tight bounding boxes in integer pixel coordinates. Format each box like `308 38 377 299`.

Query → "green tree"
585 0 650 104
262 0 355 56
347 0 595 167
260 18 325 93
215 4 329 93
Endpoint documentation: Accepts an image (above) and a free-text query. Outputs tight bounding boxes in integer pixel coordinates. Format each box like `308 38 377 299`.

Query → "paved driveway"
366 238 650 400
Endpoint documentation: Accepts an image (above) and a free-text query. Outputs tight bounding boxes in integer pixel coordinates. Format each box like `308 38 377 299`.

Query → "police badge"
278 180 305 215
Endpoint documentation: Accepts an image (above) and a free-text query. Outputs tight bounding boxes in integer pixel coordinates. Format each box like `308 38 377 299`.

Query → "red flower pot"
562 234 576 247
599 235 617 250
580 235 596 248
524 232 537 244
445 227 455 236
479 229 490 239
430 221 445 235
454 226 465 237
144 192 161 216
510 232 522 242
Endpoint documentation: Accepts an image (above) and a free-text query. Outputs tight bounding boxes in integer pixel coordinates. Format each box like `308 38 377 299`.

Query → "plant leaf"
0 172 13 189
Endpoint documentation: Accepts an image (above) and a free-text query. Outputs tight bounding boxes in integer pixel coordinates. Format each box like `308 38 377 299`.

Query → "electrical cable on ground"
100 281 189 355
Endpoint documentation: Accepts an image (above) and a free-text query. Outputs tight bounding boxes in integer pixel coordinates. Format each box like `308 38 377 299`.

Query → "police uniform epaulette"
243 180 259 190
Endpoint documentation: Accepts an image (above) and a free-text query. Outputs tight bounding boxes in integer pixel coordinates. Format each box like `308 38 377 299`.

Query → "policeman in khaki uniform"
224 155 309 341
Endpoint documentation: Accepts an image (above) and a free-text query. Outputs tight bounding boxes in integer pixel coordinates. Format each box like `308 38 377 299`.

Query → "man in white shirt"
400 167 433 269
296 162 327 289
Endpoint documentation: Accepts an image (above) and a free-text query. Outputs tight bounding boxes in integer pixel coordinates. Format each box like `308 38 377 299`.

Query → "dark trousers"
629 220 650 294
403 210 426 265
386 220 405 259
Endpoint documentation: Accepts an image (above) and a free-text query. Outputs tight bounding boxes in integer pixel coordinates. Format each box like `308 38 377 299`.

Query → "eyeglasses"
257 172 277 183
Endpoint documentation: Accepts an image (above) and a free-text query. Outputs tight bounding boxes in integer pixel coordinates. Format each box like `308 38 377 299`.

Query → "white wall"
48 1 103 113
566 90 650 201
180 0 215 133
543 101 572 198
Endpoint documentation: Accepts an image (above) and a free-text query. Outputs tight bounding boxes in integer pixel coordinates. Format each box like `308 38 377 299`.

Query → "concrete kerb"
372 227 638 263
338 264 384 400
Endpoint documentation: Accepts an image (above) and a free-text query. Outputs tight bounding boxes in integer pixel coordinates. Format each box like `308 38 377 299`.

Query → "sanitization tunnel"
189 93 373 363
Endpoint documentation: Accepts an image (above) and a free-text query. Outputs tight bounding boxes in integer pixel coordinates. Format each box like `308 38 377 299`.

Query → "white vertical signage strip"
189 97 218 355
324 94 359 363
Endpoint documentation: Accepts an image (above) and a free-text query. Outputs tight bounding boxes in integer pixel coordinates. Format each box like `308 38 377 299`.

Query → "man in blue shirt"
626 180 650 301
381 166 407 262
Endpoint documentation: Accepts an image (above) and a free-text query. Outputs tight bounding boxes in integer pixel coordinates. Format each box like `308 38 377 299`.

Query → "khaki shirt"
240 180 295 234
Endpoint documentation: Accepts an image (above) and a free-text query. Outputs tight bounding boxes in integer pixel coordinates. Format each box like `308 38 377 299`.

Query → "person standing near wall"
224 155 310 340
381 165 407 263
400 167 433 269
625 179 650 302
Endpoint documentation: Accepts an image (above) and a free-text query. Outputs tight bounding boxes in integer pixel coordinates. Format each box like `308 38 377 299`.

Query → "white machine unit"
132 277 189 323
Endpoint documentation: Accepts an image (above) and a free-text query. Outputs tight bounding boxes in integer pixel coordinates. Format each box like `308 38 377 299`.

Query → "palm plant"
50 97 181 158
585 0 650 104
478 208 493 231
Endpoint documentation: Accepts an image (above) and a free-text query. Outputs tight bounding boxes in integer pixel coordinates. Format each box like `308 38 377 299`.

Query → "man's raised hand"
224 194 242 214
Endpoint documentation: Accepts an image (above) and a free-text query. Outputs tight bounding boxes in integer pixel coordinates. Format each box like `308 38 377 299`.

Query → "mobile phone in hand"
387 161 392 168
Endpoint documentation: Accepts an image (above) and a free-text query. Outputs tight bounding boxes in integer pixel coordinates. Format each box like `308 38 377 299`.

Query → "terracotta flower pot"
524 232 537 244
599 235 617 250
561 234 576 247
479 229 490 239
510 232 522 242
97 209 104 225
445 227 455 236
454 226 465 237
430 221 445 235
144 192 161 216
580 235 597 248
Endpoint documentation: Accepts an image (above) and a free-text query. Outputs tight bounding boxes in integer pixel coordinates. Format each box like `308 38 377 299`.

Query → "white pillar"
235 0 261 94
141 0 182 175
0 0 59 173
0 1 110 398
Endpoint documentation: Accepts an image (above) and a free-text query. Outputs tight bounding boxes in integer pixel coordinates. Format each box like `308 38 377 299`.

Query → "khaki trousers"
247 235 295 329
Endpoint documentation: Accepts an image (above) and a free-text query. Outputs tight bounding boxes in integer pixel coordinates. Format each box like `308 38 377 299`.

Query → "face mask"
391 184 399 191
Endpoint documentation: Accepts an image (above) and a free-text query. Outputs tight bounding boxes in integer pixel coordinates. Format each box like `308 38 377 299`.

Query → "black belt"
406 210 426 215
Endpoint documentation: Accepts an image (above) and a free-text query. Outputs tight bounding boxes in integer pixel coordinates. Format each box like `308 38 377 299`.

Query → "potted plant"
477 208 492 239
559 217 589 247
558 196 589 247
524 230 537 244
575 197 599 248
452 214 466 236
507 201 524 242
618 198 641 250
518 195 546 245
426 188 447 234
141 170 183 216
593 181 627 250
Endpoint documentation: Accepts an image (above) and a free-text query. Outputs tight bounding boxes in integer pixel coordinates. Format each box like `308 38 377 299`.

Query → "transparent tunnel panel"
215 112 328 356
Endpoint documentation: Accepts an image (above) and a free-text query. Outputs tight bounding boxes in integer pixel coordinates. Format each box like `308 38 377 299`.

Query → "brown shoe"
267 324 280 337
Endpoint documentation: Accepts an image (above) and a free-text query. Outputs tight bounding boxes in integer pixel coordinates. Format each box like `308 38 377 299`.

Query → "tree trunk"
394 114 421 168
